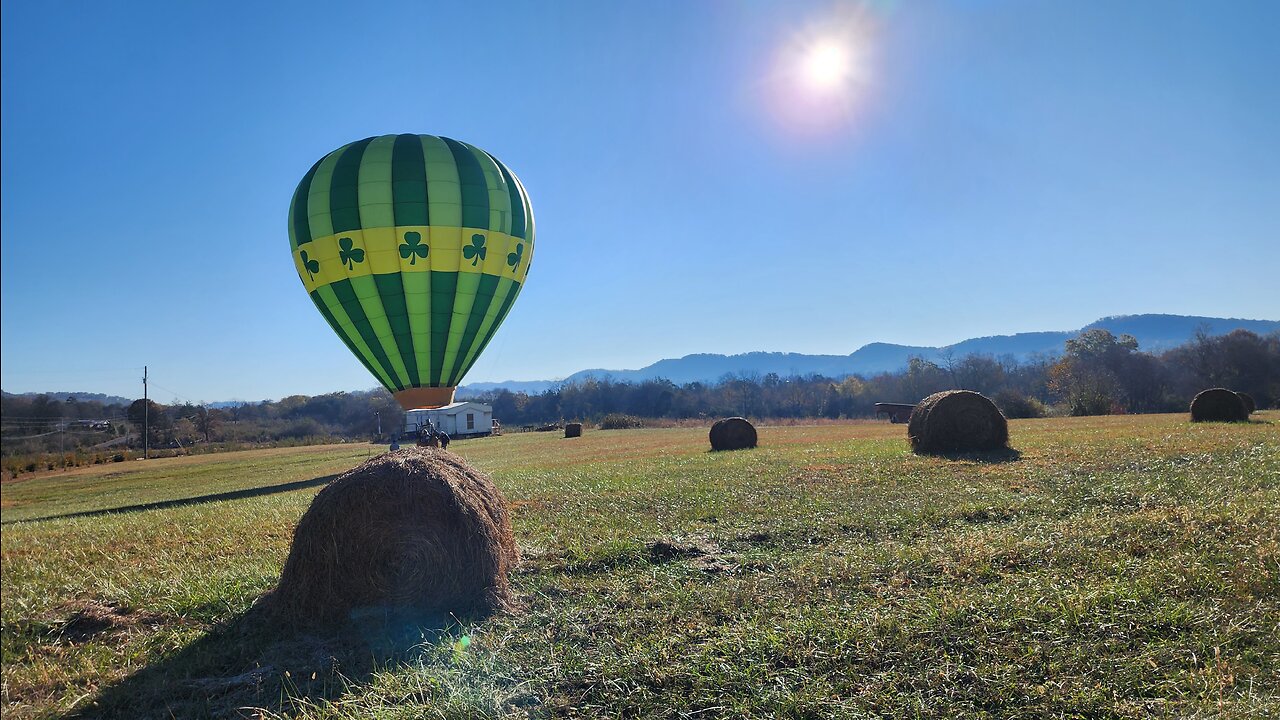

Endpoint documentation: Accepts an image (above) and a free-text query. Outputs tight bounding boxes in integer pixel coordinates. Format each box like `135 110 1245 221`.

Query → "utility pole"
143 365 149 460
376 411 381 437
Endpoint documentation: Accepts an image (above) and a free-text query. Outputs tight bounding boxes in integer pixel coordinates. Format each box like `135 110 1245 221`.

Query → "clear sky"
2 1 1277 403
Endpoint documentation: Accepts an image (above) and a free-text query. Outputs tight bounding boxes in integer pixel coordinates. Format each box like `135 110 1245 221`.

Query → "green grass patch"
2 414 1277 718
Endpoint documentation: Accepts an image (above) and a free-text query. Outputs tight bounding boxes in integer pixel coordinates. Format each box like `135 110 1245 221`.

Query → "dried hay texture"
564 423 583 438
1235 392 1256 415
709 417 757 451
1190 388 1248 422
272 447 518 625
908 390 1009 454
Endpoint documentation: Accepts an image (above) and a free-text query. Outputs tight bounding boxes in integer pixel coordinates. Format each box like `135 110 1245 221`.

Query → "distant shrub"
993 391 1047 419
1069 392 1114 417
280 418 325 439
599 413 644 430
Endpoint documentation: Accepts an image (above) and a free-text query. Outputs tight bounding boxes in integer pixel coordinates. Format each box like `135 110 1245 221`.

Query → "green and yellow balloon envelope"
289 134 534 410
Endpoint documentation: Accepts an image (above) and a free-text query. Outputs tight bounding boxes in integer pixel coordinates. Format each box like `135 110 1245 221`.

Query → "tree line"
3 328 1275 474
474 328 1278 423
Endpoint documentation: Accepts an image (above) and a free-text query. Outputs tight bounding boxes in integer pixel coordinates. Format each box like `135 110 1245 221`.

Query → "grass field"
2 414 1277 719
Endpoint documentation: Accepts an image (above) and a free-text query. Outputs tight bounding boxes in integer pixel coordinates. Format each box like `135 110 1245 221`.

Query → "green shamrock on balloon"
338 236 365 270
463 234 487 266
399 231 429 265
506 242 524 273
299 249 320 280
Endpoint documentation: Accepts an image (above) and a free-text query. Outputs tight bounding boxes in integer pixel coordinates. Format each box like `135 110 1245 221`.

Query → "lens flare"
760 5 878 136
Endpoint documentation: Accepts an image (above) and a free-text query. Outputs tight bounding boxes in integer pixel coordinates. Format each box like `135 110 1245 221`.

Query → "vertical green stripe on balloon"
312 285 396 391
349 274 411 388
290 159 322 249
456 279 523 383
509 167 535 247
421 135 462 227
441 137 489 229
308 290 383 382
357 135 396 228
467 143 512 234
488 153 527 240
440 272 482 385
328 136 375 233
400 270 432 388
307 144 348 241
329 278 404 391
391 134 429 226
445 273 500 385
428 271 458 385
453 275 516 381
306 147 346 241
373 273 421 387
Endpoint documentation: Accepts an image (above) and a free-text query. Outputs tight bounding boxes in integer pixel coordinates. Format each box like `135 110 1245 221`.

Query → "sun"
802 40 852 92
760 8 877 135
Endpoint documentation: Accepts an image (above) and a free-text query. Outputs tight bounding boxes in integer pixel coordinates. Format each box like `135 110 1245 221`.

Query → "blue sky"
2 0 1277 403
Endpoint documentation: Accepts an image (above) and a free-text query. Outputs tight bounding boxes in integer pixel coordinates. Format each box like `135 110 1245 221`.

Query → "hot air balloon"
288 134 534 410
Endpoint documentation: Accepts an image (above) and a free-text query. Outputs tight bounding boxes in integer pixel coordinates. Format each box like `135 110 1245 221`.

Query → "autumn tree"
1048 329 1149 414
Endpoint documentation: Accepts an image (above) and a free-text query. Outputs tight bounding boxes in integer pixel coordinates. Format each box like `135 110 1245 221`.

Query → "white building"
403 401 493 439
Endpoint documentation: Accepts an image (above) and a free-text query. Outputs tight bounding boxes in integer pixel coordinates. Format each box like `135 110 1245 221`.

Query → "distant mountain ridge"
0 390 134 406
457 314 1279 396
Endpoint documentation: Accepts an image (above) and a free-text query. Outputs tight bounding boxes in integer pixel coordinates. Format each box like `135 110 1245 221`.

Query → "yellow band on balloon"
292 225 533 294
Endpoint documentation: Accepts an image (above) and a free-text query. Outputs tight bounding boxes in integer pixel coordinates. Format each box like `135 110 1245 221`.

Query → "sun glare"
762 7 877 136
802 41 852 92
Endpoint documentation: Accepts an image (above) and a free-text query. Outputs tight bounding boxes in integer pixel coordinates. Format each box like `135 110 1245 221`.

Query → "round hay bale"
272 447 518 625
907 390 1009 454
564 422 583 438
1235 391 1256 415
709 417 757 451
1190 388 1248 422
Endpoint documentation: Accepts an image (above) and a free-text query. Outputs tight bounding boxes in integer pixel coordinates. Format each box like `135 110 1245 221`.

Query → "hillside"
458 313 1279 394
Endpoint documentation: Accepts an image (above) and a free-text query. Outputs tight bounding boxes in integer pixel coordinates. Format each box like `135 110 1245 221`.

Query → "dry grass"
2 413 1277 719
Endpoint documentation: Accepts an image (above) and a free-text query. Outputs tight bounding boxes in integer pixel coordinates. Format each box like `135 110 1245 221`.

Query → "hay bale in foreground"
1236 391 1256 415
1190 388 1248 422
907 390 1009 454
564 422 583 438
709 417 757 451
272 447 518 625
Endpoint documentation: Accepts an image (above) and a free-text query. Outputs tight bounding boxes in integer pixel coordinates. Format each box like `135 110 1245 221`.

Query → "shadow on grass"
69 596 476 719
3 474 340 525
913 447 1023 464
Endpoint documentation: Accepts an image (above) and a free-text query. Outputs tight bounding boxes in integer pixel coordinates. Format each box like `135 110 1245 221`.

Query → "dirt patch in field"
646 538 735 573
47 599 168 642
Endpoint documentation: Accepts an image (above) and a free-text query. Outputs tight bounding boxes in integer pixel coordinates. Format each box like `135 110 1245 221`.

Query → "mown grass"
2 414 1277 718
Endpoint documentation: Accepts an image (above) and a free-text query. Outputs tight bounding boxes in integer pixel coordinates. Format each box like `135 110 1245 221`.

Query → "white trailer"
403 401 493 439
